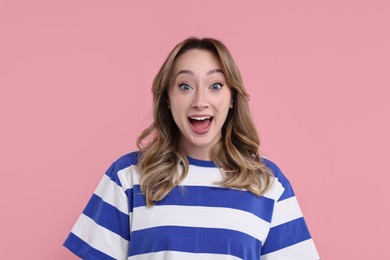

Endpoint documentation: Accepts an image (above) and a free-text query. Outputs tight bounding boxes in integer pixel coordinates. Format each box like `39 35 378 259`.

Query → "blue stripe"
125 188 135 213
262 158 296 202
278 181 295 201
104 163 123 187
63 232 115 260
261 217 312 255
128 226 260 259
187 156 218 167
130 185 274 222
114 151 140 169
83 194 130 240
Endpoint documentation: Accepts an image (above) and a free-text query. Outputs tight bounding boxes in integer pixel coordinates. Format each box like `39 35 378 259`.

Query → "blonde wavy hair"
137 37 273 206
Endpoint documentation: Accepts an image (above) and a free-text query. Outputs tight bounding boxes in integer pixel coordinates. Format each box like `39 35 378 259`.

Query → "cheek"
170 96 190 112
169 100 182 113
217 97 233 112
169 101 188 123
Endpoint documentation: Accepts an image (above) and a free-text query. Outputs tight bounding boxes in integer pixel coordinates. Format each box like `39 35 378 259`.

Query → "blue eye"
211 83 223 90
179 83 191 91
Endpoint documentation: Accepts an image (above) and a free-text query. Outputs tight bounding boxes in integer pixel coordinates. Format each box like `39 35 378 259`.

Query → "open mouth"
188 116 213 133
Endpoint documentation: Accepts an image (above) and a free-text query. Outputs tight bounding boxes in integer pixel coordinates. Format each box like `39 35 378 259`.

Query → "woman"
64 37 320 259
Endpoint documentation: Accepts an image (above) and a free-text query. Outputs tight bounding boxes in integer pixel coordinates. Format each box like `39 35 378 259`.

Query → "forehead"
172 49 222 73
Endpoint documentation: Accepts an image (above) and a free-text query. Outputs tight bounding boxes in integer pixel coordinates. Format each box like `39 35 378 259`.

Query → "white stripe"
117 165 140 189
128 251 242 260
181 165 224 187
116 164 285 203
118 165 224 188
262 177 285 201
261 239 320 260
94 174 129 214
184 166 286 201
132 205 270 242
71 214 129 260
118 164 265 190
271 196 303 227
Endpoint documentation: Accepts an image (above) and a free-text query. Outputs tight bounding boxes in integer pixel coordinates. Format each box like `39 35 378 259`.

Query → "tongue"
191 119 211 131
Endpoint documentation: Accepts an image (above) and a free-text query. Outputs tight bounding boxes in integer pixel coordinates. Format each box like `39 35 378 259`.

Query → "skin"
168 49 233 160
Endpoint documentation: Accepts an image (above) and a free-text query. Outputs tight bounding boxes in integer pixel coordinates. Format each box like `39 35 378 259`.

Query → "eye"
179 83 192 91
210 82 223 91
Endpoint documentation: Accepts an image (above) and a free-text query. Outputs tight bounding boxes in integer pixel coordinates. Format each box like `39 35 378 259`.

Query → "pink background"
1 1 389 259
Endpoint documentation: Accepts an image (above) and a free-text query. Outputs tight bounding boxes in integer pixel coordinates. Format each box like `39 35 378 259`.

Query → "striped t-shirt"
64 151 319 259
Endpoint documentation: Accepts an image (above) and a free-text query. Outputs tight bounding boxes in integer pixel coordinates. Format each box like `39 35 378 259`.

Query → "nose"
192 87 208 110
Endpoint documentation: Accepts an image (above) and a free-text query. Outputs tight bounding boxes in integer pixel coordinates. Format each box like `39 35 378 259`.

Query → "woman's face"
168 49 233 160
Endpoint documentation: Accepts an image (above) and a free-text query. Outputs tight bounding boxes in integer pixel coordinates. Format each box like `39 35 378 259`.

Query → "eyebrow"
175 69 224 77
176 70 194 76
207 69 224 75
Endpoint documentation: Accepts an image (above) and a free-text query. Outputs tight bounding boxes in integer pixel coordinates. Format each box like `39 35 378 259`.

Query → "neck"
179 141 212 161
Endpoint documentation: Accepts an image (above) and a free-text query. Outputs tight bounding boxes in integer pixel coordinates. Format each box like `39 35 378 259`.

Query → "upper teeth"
190 116 211 121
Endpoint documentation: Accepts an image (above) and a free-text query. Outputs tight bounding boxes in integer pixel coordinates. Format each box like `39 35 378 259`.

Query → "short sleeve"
63 162 130 260
261 160 320 259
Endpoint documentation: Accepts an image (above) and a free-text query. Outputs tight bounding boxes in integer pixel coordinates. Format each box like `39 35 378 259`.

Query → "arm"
64 162 131 260
261 160 320 259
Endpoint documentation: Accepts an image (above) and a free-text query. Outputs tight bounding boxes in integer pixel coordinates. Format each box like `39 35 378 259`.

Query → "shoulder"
104 151 141 181
261 157 289 183
113 151 140 169
261 157 295 200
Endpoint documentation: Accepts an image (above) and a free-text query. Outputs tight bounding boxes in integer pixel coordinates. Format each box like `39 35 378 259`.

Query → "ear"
229 99 233 108
167 99 171 109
